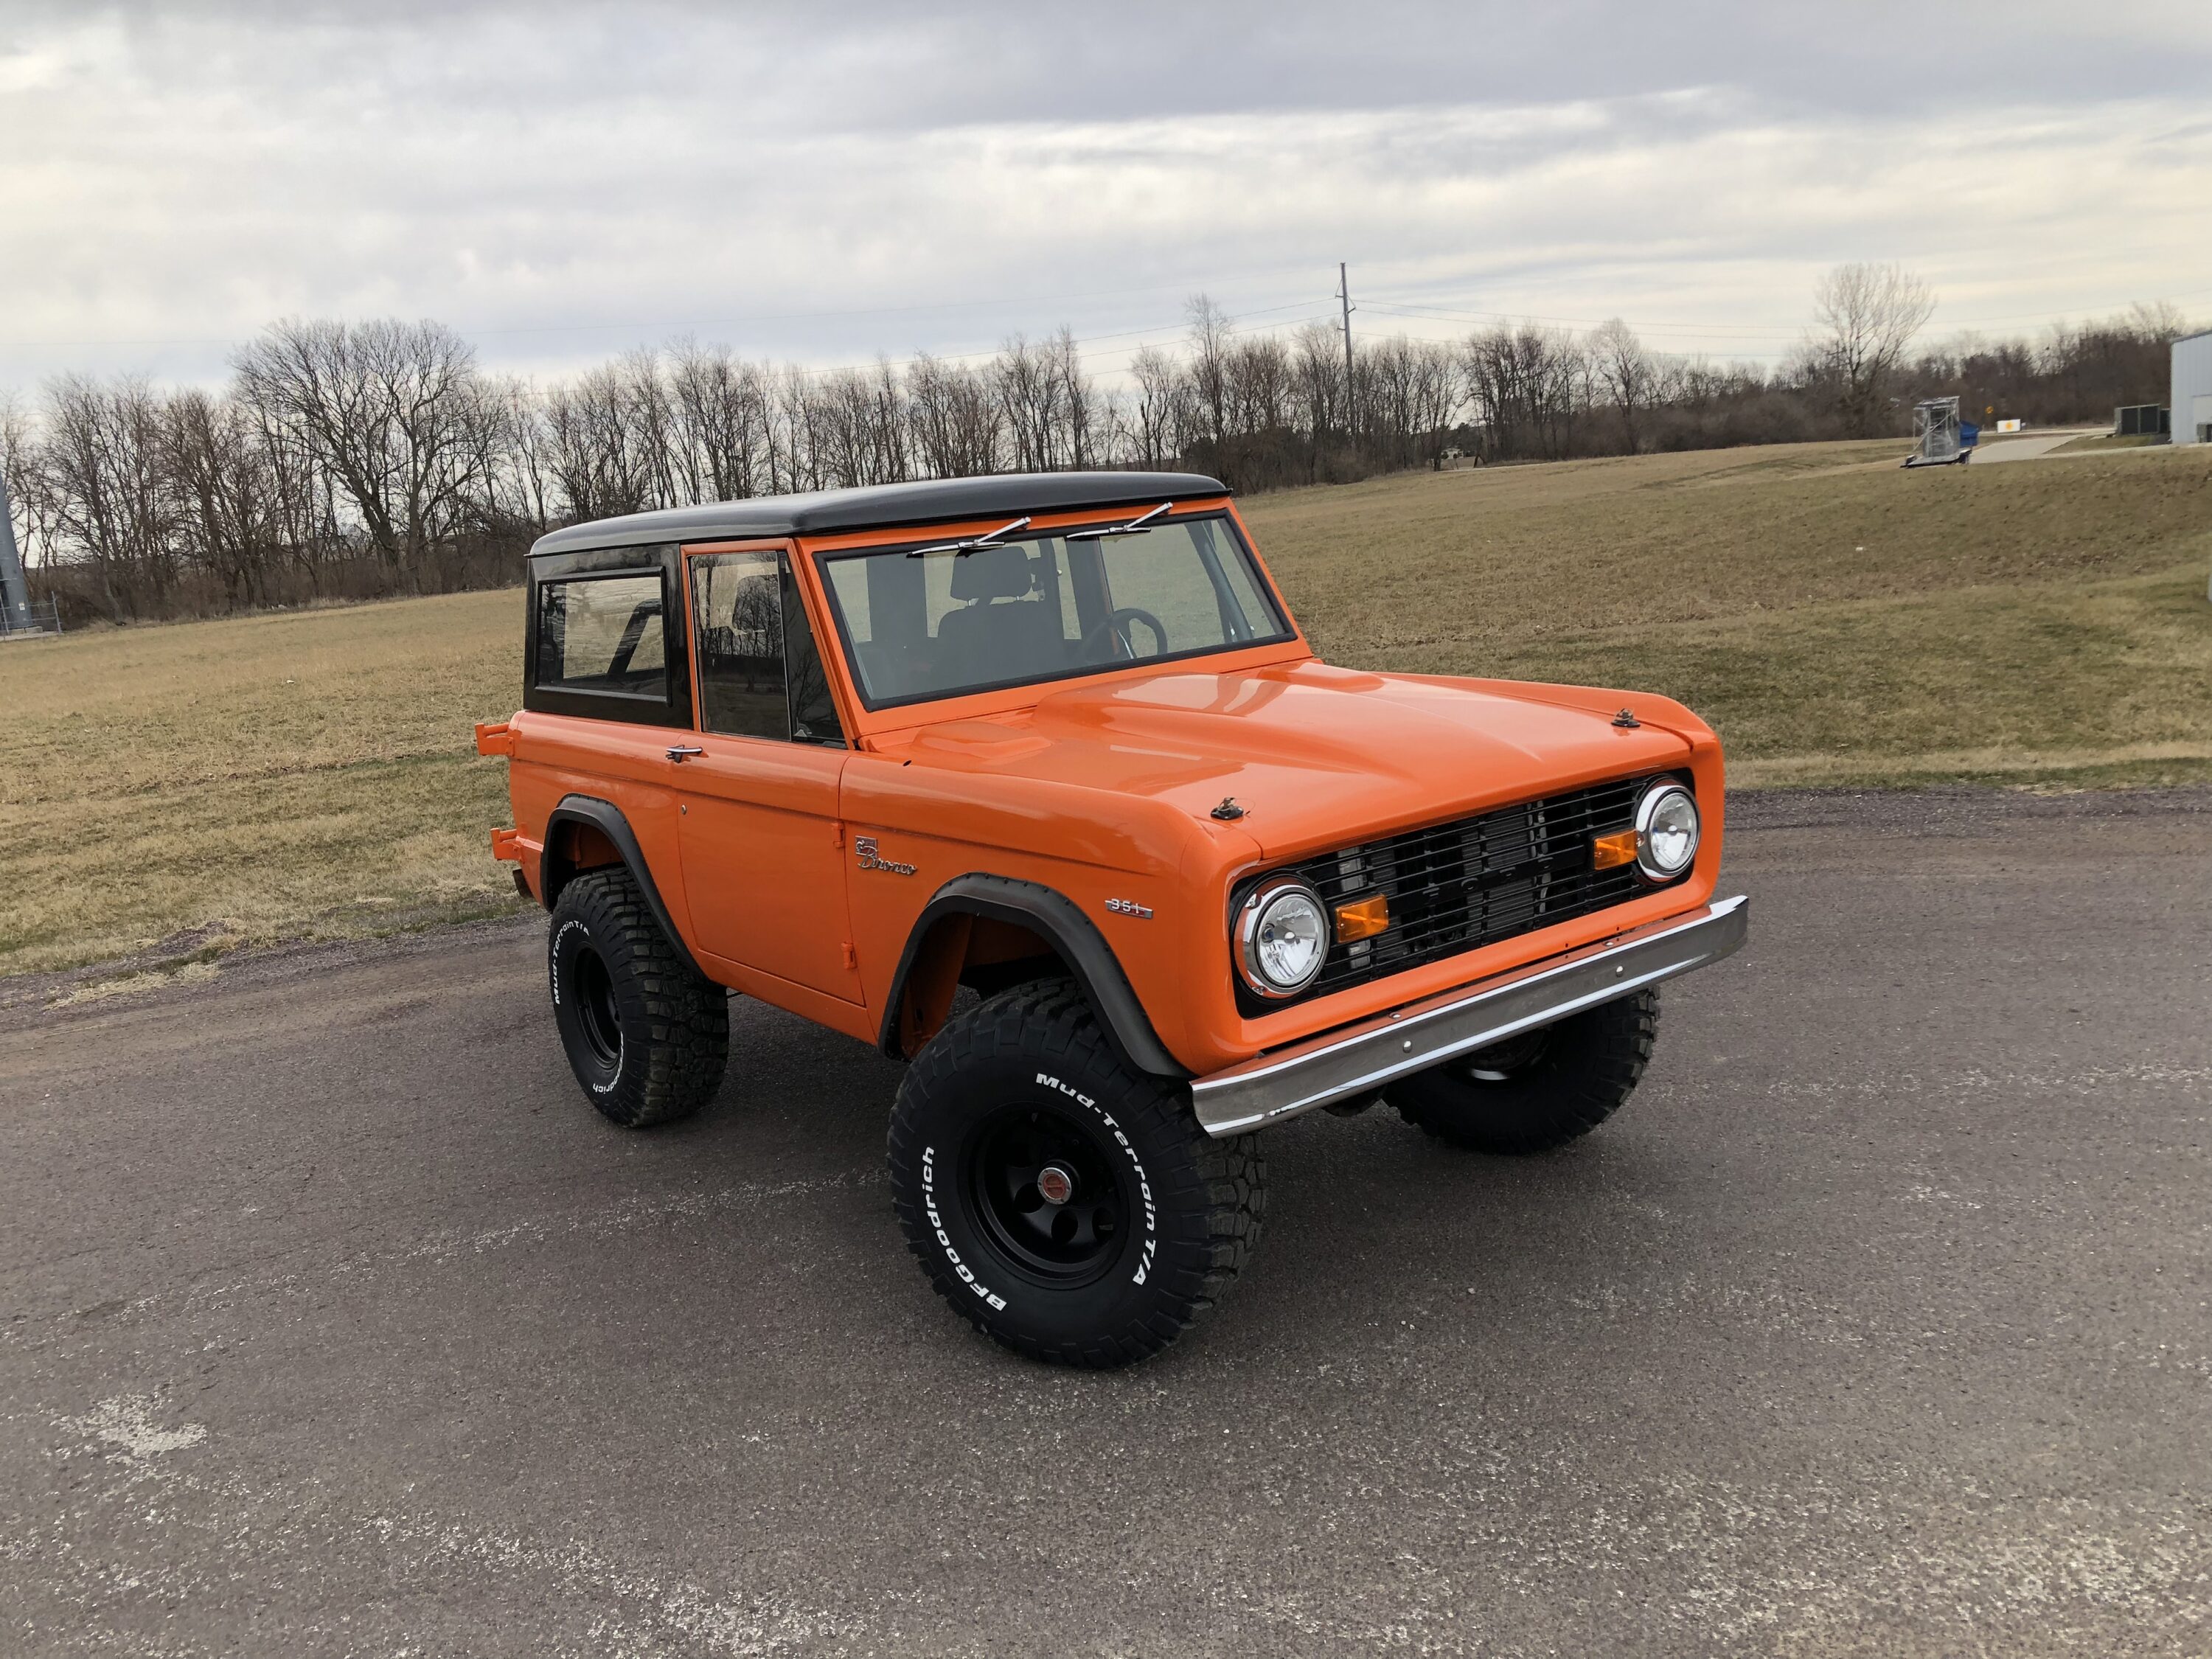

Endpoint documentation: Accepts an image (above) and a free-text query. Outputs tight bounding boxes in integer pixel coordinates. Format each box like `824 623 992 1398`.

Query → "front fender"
880 873 1189 1079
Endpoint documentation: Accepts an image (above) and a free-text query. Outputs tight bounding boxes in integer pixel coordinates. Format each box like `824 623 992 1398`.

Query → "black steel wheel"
967 1105 1127 1285
888 978 1265 1367
548 866 729 1129
1391 989 1660 1154
571 945 624 1071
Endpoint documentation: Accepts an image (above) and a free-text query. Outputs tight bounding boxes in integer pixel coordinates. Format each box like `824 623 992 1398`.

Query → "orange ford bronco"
479 472 1746 1366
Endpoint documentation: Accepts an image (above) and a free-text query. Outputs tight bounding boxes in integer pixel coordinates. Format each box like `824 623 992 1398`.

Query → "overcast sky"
3 1 2208 391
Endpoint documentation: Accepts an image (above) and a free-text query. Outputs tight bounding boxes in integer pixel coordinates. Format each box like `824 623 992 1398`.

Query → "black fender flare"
880 873 1189 1079
540 795 706 980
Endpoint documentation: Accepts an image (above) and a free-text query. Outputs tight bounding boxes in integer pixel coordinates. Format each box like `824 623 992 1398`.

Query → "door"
674 546 864 1004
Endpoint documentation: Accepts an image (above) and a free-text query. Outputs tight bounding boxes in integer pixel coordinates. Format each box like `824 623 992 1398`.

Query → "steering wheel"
1082 606 1169 662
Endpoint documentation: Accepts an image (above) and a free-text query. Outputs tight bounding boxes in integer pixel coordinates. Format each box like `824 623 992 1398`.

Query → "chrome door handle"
667 745 704 762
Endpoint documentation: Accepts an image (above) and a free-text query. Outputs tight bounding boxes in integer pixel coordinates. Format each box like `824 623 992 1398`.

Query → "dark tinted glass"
690 551 846 747
692 552 788 739
781 560 845 747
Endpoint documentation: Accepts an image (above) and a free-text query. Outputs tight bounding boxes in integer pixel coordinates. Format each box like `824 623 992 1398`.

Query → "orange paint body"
493 495 1726 1075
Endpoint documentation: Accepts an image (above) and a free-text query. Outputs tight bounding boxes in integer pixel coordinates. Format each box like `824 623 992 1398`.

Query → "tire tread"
1394 988 1658 1154
553 866 728 1128
888 978 1263 1368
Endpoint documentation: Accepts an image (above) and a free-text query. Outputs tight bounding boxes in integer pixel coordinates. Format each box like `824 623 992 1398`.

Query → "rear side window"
535 571 668 699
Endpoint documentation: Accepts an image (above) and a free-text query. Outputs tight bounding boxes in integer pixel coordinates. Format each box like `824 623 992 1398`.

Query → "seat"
933 545 1064 681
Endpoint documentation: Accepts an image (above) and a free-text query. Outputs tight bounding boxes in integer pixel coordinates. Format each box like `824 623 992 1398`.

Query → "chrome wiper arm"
904 515 1032 558
1065 502 1172 542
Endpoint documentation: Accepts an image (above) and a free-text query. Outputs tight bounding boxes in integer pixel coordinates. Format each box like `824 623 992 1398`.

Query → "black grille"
1243 775 1666 1006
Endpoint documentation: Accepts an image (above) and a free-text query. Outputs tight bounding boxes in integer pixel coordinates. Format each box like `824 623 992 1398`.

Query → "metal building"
2176 329 2212 446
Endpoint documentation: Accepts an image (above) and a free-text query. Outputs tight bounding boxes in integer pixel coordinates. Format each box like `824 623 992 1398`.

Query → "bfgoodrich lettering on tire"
548 866 729 1128
887 978 1265 1368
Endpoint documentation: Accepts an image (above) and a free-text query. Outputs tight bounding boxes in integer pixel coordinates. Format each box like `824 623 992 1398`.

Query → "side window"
691 552 846 747
781 559 846 746
535 571 668 699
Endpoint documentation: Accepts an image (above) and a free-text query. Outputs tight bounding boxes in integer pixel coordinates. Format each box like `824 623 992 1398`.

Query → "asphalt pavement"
3 787 2208 1657
1967 431 2084 463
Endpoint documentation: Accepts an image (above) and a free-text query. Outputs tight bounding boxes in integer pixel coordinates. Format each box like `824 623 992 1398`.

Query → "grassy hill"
1260 439 2212 787
4 439 2208 978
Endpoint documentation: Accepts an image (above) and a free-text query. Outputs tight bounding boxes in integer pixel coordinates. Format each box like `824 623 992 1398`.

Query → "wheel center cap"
1036 1164 1076 1206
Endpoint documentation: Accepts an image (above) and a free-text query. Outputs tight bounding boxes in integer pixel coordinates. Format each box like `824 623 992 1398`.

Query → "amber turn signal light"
1332 893 1390 943
1592 828 1639 871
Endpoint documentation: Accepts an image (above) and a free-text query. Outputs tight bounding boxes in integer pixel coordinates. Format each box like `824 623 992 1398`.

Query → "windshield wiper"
1066 502 1172 542
905 515 1032 557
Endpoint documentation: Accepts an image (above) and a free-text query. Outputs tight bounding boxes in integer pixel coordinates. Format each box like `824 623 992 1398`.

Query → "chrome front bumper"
1190 895 1749 1136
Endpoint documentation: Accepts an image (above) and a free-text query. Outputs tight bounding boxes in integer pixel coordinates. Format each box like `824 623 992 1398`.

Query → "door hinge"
831 821 844 849
841 942 858 970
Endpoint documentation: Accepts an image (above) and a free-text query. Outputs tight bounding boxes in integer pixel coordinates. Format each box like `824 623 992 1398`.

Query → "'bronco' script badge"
854 836 917 876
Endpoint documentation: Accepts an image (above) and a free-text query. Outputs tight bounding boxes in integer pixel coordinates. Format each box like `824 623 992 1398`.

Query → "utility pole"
1336 262 1356 419
0 461 32 632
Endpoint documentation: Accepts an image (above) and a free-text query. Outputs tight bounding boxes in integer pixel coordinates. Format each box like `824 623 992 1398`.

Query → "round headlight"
1237 881 1329 998
1635 782 1700 880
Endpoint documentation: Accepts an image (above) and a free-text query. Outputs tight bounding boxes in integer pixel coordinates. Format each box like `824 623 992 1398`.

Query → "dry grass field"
1261 439 2212 787
4 437 2208 979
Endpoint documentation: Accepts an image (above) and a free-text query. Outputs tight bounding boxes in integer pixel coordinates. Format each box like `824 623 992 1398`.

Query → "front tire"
1391 988 1659 1154
888 980 1265 1367
548 866 729 1128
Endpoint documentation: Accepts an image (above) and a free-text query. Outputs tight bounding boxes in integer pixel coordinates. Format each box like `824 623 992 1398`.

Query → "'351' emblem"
854 836 917 876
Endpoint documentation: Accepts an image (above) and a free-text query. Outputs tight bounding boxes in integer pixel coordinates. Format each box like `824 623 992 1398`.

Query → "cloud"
1 4 2208 389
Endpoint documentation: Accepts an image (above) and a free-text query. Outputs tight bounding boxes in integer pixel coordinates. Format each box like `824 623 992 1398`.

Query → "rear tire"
1391 988 1659 1154
888 979 1265 1367
548 866 728 1128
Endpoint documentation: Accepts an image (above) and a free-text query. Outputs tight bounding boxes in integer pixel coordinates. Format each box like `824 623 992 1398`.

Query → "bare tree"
1127 346 1189 470
479 375 556 531
543 355 669 521
1289 323 1345 472
1588 318 1656 453
234 317 491 583
163 388 282 609
1461 324 1587 461
667 340 776 503
38 375 174 620
1804 262 1936 437
22 279 2191 629
995 334 1063 473
906 352 1003 479
1225 335 1293 438
1183 296 1234 448
1045 327 1108 469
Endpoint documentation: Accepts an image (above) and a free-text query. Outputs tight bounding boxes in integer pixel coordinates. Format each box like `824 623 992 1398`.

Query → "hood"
881 661 1694 859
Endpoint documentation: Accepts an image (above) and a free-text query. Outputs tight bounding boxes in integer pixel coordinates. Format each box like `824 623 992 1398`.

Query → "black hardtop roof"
528 470 1231 557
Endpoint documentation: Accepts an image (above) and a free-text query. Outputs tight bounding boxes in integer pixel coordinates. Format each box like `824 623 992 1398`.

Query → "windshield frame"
808 506 1299 714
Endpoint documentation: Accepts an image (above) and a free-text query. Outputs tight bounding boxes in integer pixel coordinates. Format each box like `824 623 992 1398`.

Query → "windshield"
816 512 1292 708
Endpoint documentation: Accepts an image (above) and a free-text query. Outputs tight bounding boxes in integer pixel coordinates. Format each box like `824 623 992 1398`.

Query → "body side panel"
507 712 695 965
